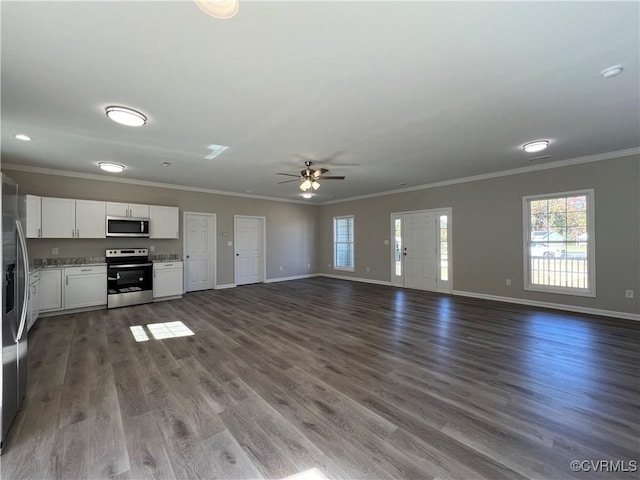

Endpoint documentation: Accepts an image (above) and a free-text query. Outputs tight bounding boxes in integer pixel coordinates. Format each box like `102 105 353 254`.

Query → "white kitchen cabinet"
41 198 106 238
107 202 149 218
39 268 63 312
64 265 107 309
150 206 179 239
41 197 75 238
75 200 106 238
27 271 40 331
153 262 183 299
26 195 42 238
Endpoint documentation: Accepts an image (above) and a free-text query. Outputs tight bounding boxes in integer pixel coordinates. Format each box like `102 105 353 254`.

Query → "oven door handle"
109 262 153 268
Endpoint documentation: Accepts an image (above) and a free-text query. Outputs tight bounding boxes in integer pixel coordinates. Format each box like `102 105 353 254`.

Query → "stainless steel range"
106 248 153 308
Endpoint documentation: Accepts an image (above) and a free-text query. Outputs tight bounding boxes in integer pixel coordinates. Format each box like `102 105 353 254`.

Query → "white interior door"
235 216 263 286
184 213 215 292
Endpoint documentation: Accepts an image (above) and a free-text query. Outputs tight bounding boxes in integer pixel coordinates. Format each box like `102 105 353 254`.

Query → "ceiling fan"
277 160 345 192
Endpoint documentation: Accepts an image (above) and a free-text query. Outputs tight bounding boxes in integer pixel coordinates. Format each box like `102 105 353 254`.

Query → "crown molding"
321 147 640 205
1 163 312 205
3 146 637 207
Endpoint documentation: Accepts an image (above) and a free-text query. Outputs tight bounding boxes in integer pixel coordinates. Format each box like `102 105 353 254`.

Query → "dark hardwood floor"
2 277 638 479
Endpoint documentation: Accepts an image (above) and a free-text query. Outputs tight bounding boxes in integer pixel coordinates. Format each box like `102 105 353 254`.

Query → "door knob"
236 253 239 256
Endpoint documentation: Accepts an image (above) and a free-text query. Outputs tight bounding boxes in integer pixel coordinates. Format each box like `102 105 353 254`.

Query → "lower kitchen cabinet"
64 266 107 309
27 271 40 331
153 262 183 299
39 269 63 312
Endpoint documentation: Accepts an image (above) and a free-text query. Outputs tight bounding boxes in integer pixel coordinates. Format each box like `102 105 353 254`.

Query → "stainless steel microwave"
106 216 150 237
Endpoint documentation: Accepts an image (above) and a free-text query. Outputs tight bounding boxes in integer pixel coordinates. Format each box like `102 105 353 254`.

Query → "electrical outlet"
366 266 370 272
506 279 512 286
307 263 311 269
149 245 155 252
279 266 283 271
52 247 59 255
227 241 233 247
626 290 634 298
384 239 389 245
328 263 331 268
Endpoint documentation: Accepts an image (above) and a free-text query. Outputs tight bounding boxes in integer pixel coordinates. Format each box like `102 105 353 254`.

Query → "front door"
184 213 215 292
235 216 263 285
403 212 437 291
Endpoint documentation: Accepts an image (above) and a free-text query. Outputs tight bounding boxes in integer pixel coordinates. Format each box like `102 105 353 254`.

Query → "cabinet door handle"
165 264 173 267
66 276 69 285
72 228 75 238
38 228 41 237
153 270 156 278
80 269 91 272
76 229 79 238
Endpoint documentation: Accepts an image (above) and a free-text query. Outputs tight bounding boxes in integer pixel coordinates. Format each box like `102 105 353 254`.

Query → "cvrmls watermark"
570 460 637 473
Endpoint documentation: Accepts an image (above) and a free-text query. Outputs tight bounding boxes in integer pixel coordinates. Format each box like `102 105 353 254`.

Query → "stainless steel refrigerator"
0 173 29 454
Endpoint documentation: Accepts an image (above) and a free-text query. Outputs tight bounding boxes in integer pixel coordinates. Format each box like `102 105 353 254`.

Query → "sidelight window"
334 215 354 271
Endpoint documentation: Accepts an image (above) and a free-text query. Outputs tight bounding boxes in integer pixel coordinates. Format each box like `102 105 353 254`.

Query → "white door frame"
234 215 266 285
182 211 217 292
390 207 452 293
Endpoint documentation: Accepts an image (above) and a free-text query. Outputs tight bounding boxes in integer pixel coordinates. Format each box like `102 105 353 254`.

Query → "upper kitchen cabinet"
150 205 179 239
41 197 106 238
75 200 106 238
41 197 75 238
26 194 42 238
106 202 149 218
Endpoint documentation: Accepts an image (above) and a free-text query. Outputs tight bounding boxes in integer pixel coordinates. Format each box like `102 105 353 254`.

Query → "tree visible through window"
334 216 354 271
524 190 594 296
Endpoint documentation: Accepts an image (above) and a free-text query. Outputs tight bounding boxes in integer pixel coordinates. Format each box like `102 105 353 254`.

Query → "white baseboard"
452 290 639 321
215 283 236 290
264 274 319 283
319 273 392 287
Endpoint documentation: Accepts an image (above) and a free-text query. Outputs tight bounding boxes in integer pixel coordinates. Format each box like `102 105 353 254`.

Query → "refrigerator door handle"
16 220 29 342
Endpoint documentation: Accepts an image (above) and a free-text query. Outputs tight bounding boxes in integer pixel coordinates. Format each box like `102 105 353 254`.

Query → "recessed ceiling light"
301 193 314 199
195 0 239 19
600 65 623 79
160 161 172 167
14 133 32 141
522 140 549 153
98 162 125 173
105 106 147 127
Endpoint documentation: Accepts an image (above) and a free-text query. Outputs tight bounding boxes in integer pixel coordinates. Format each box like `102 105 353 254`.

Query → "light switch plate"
227 241 233 247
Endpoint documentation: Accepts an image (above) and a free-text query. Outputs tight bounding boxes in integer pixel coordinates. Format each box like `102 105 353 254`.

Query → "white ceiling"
2 1 639 203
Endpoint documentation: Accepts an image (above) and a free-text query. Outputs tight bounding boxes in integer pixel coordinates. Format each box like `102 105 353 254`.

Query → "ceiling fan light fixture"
311 181 320 190
600 64 623 79
300 179 312 191
522 140 549 153
98 162 125 173
14 133 32 141
105 106 147 127
195 0 239 19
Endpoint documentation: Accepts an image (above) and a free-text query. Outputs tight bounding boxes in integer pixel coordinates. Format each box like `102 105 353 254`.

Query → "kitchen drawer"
153 261 182 270
64 265 107 276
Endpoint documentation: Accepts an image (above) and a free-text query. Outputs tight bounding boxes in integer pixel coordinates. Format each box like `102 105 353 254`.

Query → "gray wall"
319 154 639 315
5 169 320 286
6 153 639 315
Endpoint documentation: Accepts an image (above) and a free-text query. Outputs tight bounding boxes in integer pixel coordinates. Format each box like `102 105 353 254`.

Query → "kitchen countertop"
30 254 183 271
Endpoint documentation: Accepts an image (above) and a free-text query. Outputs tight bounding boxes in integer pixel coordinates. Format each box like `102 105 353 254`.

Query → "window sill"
333 267 355 272
525 285 596 298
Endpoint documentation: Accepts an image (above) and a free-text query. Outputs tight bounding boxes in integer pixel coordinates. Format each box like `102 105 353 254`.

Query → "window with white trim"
523 190 594 296
333 215 354 271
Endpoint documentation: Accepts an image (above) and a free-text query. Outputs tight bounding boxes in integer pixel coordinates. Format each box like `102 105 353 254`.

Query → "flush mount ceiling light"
204 144 229 159
14 133 32 141
195 0 239 19
522 140 549 153
98 162 125 173
301 193 314 199
600 65 624 79
105 106 147 127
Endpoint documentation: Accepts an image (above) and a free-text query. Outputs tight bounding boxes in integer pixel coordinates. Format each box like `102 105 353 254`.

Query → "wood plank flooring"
2 278 638 479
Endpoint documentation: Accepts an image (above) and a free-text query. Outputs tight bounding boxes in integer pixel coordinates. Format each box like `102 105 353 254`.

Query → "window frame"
522 189 595 297
333 215 355 272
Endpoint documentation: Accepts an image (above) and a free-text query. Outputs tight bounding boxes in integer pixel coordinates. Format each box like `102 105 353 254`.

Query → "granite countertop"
30 256 107 270
30 254 183 271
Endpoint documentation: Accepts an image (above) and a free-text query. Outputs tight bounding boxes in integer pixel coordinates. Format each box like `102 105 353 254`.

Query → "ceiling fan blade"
278 179 301 184
313 168 328 178
319 176 346 180
276 173 301 177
